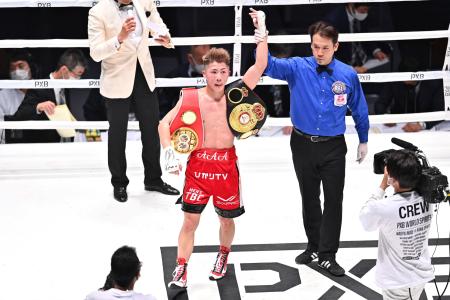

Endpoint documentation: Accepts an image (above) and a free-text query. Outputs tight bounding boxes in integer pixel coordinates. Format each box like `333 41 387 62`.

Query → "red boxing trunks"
181 147 244 218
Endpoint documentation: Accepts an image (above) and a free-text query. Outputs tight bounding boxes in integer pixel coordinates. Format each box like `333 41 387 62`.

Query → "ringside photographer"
359 149 435 300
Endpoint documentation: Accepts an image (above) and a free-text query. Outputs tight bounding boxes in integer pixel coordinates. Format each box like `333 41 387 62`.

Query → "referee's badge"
334 94 347 107
331 81 346 95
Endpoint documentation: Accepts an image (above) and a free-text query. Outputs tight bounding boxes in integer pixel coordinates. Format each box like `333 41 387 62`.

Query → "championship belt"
225 80 267 139
169 88 204 154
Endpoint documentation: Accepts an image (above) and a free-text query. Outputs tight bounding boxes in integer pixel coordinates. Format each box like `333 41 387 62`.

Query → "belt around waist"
294 128 343 143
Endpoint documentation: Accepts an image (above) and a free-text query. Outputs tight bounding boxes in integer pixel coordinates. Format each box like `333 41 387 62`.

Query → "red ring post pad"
169 88 204 153
225 79 267 139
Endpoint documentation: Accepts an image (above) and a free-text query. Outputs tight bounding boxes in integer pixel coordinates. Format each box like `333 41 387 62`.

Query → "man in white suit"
88 0 179 202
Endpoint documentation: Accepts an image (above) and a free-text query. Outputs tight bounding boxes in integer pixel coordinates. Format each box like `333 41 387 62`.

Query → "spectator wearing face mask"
325 3 394 74
5 49 87 143
0 50 38 143
157 45 211 118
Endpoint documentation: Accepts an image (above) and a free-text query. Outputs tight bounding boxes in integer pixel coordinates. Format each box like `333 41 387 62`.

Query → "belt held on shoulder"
293 128 343 143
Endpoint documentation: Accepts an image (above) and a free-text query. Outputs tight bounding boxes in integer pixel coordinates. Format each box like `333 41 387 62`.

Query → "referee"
263 21 369 276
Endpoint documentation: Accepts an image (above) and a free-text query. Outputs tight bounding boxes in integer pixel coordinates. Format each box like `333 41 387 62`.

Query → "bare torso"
198 87 235 149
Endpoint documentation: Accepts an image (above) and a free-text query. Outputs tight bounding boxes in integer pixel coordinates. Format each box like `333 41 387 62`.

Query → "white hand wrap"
253 11 267 43
256 11 266 33
164 147 181 174
254 29 267 43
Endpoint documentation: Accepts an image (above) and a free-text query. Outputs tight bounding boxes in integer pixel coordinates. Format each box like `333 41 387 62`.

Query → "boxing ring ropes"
0 2 449 300
0 0 449 133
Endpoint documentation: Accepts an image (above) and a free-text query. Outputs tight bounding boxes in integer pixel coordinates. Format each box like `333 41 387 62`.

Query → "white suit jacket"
88 0 171 98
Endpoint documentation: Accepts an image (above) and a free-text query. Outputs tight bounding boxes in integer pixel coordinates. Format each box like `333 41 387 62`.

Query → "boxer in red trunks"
183 147 242 217
158 8 268 289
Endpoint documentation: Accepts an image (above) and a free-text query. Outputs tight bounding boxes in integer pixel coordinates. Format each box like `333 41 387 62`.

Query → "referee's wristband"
419 121 426 130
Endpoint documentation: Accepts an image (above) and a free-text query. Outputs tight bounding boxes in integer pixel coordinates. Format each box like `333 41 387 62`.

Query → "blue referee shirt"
264 54 369 143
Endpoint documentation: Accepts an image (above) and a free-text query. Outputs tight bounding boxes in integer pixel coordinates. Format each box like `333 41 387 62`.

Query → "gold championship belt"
169 88 204 154
226 80 267 139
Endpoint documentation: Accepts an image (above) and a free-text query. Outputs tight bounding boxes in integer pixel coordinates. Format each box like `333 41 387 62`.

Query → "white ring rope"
1 111 449 130
0 0 448 130
0 71 446 90
0 0 430 8
1 30 448 49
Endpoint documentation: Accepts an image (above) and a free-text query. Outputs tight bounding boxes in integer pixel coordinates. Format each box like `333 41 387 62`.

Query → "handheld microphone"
391 137 418 151
123 4 133 17
123 5 135 37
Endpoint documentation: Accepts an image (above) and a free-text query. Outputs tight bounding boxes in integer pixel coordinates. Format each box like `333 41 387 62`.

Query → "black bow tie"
316 65 333 75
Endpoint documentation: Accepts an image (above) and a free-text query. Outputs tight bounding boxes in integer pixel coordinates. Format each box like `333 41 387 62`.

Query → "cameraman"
359 150 434 300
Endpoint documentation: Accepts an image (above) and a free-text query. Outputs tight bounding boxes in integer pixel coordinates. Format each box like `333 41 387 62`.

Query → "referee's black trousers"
290 130 347 258
104 62 162 188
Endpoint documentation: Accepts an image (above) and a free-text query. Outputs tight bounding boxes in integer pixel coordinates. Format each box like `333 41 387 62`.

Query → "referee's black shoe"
295 250 318 264
145 181 180 195
318 258 345 276
113 186 127 202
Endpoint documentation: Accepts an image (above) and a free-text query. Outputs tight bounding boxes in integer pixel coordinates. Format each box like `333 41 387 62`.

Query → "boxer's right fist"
164 146 182 175
249 8 267 43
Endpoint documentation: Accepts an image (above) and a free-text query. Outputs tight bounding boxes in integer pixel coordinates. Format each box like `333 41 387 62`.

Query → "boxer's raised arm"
242 9 268 90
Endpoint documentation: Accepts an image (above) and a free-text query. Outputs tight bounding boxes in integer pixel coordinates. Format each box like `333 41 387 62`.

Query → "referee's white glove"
356 143 368 163
164 146 182 175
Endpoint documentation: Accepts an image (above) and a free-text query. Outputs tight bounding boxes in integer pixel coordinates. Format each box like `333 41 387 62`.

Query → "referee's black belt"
294 127 343 143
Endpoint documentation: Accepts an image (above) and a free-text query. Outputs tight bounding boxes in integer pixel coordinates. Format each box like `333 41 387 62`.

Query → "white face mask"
10 69 31 80
354 11 368 21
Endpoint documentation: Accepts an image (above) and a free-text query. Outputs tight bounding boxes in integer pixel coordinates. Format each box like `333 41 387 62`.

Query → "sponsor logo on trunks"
216 195 238 206
185 188 204 202
217 195 236 202
194 172 228 180
196 151 228 161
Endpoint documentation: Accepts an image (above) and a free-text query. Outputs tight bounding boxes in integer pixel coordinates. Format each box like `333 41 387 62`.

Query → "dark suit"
254 85 290 118
5 84 71 143
324 5 392 67
375 80 444 129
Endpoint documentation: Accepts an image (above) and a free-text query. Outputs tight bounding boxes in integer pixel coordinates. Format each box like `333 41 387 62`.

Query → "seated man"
325 2 393 74
85 246 156 300
374 57 444 132
0 50 37 143
360 150 434 300
158 44 211 117
5 49 87 143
